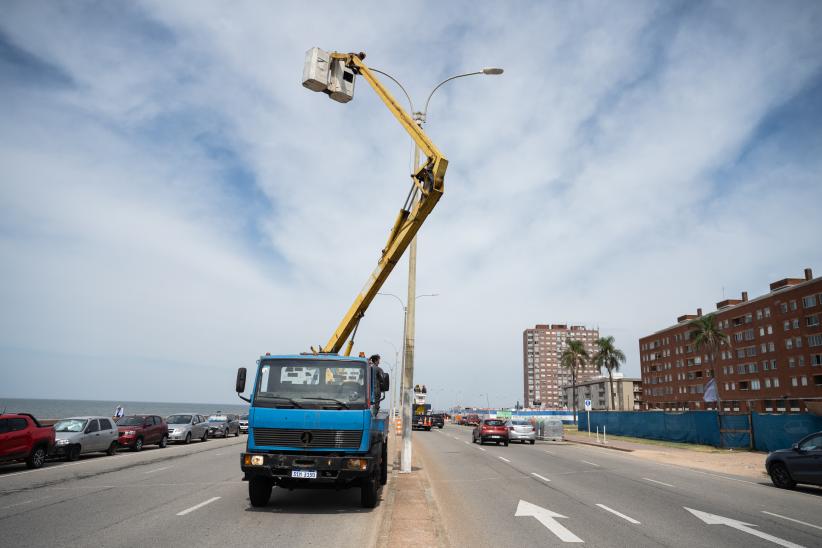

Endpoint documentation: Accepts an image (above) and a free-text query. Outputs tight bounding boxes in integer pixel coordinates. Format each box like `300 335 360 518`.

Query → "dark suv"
431 414 445 429
766 431 822 489
116 415 168 451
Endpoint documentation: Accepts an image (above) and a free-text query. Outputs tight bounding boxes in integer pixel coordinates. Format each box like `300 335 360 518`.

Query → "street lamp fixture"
482 67 504 75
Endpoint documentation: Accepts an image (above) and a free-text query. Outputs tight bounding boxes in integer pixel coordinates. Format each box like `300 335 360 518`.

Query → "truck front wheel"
248 477 272 507
361 477 378 508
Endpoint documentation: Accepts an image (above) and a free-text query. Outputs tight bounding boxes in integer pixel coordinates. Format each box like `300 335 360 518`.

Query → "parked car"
206 415 240 438
166 414 209 444
0 413 55 469
506 419 536 444
53 417 119 460
116 415 168 451
472 418 509 446
239 414 249 434
766 431 822 489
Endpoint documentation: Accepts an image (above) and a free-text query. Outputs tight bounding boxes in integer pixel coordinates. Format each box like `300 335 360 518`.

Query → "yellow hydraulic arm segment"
320 52 448 355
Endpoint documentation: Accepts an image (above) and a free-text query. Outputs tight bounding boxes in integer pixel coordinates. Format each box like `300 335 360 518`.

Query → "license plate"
291 470 317 479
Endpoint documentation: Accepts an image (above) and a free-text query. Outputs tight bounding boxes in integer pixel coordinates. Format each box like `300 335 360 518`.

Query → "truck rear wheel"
248 477 272 507
380 443 388 486
361 477 378 508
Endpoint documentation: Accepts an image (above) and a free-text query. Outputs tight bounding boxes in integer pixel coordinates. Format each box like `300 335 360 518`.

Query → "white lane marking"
685 507 804 548
176 496 221 516
762 511 822 532
515 500 583 543
643 478 674 487
581 460 599 467
498 456 511 463
543 450 554 455
596 504 640 524
144 466 171 474
478 447 486 452
531 473 551 482
215 453 226 456
1 499 34 509
464 441 470 445
453 436 460 440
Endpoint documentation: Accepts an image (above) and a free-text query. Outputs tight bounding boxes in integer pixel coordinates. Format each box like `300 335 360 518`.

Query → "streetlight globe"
482 67 504 75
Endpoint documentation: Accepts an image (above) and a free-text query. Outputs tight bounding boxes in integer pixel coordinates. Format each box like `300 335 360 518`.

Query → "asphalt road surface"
420 424 822 548
0 435 385 547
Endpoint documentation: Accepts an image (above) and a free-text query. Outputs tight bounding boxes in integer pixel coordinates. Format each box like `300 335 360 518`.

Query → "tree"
561 340 589 424
593 336 627 410
689 314 731 410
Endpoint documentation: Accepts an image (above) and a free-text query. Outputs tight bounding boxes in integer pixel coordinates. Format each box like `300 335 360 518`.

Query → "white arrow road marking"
685 507 805 548
596 504 640 524
498 456 511 463
177 497 221 516
531 472 550 482
643 478 674 487
762 511 822 532
515 500 583 543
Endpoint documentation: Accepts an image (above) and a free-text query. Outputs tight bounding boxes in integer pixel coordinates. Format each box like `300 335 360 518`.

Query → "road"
419 424 822 547
0 435 385 547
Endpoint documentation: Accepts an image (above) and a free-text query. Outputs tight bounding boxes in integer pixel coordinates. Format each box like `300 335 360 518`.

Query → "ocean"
0 397 250 420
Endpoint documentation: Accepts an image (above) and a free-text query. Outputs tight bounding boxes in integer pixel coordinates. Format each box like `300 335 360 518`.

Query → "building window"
801 376 808 386
812 354 822 366
803 295 817 308
807 315 820 327
780 303 788 313
790 300 798 311
749 363 758 373
773 378 780 388
767 325 773 334
764 307 771 318
808 335 822 347
784 320 791 331
771 359 777 369
786 339 794 350
814 374 822 387
751 379 760 390
791 377 798 387
768 342 775 352
765 378 771 388
796 337 802 348
756 310 763 320
789 358 796 368
793 318 800 329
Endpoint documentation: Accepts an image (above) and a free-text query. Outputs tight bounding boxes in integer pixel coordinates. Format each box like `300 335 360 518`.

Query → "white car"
53 417 119 460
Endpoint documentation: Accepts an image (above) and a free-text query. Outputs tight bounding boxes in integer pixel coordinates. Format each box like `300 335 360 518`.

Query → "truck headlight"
244 455 264 466
56 439 70 445
345 458 367 471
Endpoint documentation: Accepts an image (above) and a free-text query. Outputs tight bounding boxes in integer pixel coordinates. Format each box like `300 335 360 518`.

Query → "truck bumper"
241 451 376 486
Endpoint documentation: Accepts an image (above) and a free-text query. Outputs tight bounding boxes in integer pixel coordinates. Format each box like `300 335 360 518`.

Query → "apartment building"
523 324 600 408
561 376 644 411
639 268 822 412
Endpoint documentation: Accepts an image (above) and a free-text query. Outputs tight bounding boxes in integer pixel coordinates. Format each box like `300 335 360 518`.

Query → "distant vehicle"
430 414 445 429
239 414 249 434
207 415 239 438
766 431 822 489
0 413 55 469
166 414 209 444
506 419 536 444
464 414 481 426
53 417 119 460
116 415 168 451
472 418 509 446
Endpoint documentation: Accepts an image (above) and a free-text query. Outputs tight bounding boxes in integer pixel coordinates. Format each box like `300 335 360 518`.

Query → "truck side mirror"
379 372 390 392
236 367 247 393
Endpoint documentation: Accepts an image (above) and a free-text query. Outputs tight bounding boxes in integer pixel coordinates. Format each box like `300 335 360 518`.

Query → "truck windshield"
255 359 367 409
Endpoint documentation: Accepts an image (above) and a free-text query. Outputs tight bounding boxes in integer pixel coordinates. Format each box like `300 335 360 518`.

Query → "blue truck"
235 354 390 508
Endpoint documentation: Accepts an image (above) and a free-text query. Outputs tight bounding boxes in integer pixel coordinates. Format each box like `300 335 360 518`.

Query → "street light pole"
373 66 503 474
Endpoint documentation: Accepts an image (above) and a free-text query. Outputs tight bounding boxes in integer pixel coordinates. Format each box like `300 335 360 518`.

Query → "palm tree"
689 314 731 411
593 336 627 410
561 340 589 424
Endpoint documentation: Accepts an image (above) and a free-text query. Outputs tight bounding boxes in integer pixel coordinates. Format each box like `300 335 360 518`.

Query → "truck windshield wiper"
299 397 350 409
259 395 303 408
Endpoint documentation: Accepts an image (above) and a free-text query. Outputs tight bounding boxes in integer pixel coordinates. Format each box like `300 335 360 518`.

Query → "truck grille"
253 428 362 449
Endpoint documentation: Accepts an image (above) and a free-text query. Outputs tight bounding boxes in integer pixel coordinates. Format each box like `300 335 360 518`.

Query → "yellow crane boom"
319 52 448 355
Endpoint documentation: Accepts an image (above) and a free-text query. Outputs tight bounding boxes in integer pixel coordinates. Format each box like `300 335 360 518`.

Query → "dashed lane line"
643 478 674 487
596 503 641 524
498 456 511 463
176 496 221 516
543 450 554 455
144 466 171 474
531 473 550 483
762 511 822 531
478 447 486 452
581 460 600 467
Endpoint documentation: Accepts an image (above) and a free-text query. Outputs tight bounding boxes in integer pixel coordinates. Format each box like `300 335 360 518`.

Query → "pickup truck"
0 413 55 469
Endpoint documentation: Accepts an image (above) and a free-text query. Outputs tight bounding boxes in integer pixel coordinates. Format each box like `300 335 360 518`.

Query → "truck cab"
236 354 389 508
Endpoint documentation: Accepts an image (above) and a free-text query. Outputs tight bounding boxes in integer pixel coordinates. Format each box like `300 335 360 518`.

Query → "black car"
765 431 822 489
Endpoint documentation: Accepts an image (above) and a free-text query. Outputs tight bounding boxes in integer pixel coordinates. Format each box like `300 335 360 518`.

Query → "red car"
472 418 509 446
0 413 55 469
116 415 168 451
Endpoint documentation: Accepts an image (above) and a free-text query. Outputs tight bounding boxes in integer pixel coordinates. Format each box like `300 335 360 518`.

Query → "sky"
1 1 821 408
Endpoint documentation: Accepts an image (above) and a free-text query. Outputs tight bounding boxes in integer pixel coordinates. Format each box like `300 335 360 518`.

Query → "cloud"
1 1 821 408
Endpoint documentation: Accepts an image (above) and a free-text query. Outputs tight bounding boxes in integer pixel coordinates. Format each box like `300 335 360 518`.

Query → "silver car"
206 415 240 438
53 417 120 461
166 414 209 444
506 419 536 444
239 414 248 434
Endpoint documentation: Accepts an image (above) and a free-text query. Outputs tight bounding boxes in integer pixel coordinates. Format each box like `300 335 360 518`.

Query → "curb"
566 437 634 452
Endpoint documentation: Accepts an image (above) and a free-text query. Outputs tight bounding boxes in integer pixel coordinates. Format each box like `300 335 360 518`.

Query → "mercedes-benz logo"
300 431 313 446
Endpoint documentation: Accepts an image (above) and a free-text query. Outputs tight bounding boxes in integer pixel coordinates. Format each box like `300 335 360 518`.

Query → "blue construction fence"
578 411 822 451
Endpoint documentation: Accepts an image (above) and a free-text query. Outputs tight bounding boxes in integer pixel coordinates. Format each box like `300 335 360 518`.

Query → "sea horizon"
0 396 250 419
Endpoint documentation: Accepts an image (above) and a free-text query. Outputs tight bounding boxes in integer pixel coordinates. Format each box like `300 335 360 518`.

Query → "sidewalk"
564 430 769 480
376 431 448 548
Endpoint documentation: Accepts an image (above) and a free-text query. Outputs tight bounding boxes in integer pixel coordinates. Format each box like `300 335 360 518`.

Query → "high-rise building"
639 268 822 412
523 324 600 408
